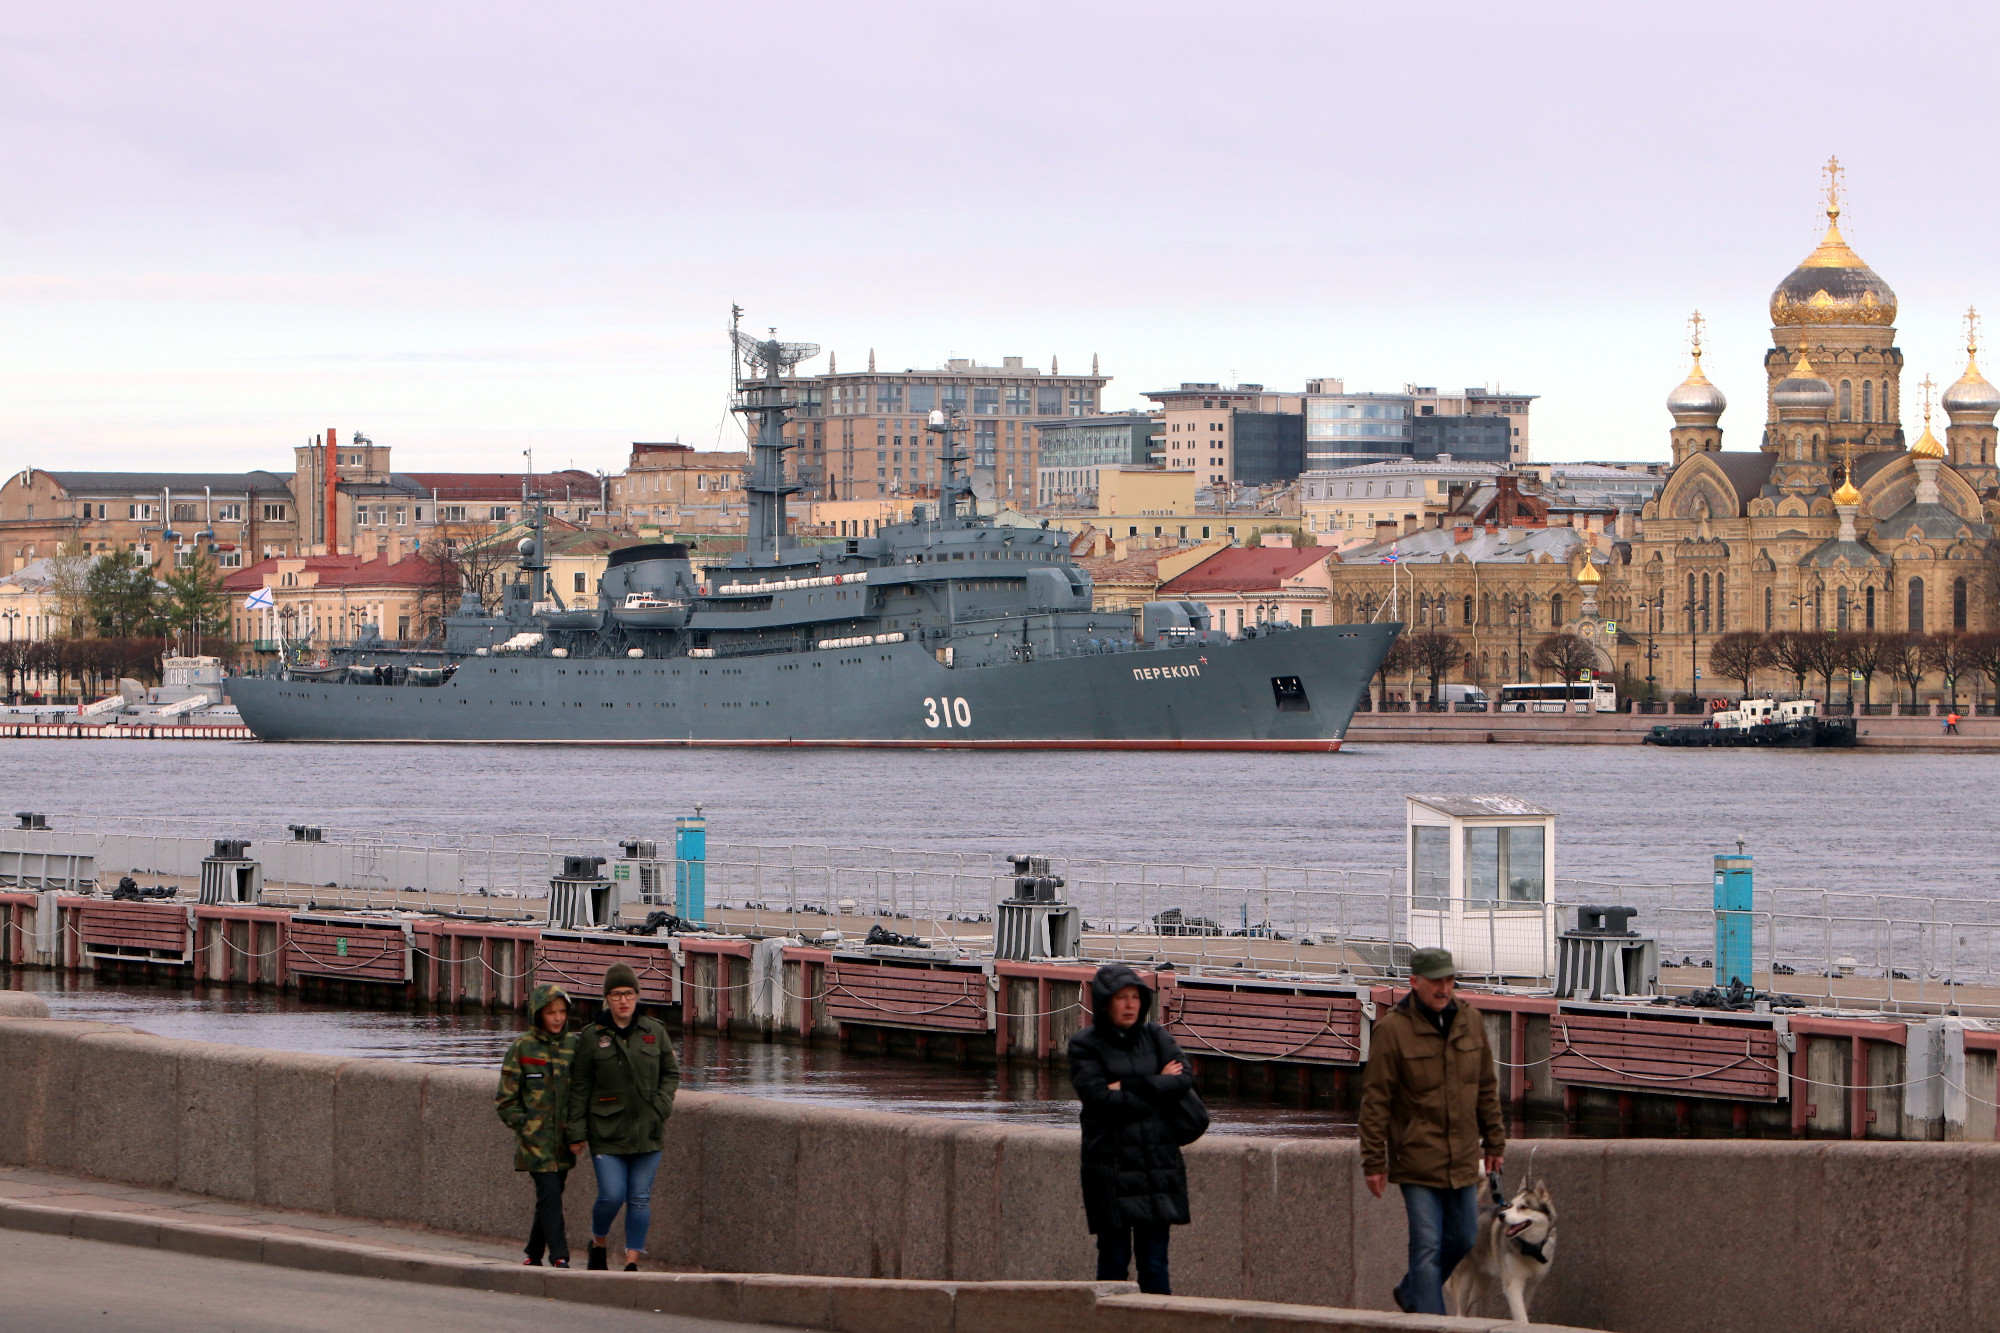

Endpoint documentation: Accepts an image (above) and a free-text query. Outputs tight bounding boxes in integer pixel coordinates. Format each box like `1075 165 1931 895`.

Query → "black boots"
587 1245 608 1271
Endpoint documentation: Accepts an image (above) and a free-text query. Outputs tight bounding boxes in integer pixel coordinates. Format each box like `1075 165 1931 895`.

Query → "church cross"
1823 155 1844 220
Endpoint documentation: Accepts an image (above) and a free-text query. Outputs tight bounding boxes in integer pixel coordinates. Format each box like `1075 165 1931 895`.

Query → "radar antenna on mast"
731 328 822 380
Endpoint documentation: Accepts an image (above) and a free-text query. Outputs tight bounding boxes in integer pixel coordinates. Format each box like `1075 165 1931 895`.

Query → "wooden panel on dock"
286 916 412 984
79 901 191 964
1162 981 1369 1065
1550 1008 1785 1100
825 958 989 1032
535 932 678 1005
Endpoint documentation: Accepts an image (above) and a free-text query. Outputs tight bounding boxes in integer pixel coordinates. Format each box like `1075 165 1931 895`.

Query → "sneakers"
586 1245 608 1271
523 1257 543 1267
623 1262 639 1272
550 1258 570 1269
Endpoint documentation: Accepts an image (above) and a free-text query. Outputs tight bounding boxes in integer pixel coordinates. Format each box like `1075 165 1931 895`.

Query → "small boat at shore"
1644 697 1856 748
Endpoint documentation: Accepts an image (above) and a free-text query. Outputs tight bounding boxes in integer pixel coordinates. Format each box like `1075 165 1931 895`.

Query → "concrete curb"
0 1197 1599 1333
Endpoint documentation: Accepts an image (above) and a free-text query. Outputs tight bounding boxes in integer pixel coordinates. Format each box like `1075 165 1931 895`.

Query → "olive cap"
1409 948 1457 980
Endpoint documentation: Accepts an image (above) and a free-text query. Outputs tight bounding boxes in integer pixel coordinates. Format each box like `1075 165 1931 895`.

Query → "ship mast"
729 309 820 555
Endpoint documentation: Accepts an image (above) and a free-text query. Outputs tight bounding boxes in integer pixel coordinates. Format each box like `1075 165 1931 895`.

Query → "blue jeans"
1395 1184 1477 1315
590 1150 662 1253
1095 1223 1171 1295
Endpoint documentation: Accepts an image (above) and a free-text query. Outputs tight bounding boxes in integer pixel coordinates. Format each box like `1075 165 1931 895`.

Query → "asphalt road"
0 1230 786 1333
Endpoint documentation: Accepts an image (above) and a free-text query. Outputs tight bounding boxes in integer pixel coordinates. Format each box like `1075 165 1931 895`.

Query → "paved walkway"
0 1228 783 1333
0 1162 525 1263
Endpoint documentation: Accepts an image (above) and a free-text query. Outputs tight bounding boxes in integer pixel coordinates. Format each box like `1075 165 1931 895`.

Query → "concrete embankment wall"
1345 710 2000 749
0 1015 1991 1333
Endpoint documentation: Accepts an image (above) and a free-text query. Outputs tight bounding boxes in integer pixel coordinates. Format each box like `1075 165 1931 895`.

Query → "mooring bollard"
675 807 707 923
1713 841 1752 988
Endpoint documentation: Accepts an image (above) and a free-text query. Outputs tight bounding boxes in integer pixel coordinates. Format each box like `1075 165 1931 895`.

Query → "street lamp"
1508 594 1527 682
1644 591 1662 700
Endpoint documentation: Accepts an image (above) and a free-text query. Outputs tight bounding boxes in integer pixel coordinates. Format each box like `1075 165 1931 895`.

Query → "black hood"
1088 962 1153 1032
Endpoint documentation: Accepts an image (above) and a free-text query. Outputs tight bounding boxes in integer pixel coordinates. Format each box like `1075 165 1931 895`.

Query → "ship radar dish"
731 328 821 378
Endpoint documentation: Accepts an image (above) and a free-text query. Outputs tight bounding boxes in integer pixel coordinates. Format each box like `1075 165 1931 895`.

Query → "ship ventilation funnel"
548 855 616 930
995 853 1080 961
198 839 262 905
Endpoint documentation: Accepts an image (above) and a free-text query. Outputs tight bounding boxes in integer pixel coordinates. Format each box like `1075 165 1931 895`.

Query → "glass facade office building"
1304 394 1414 468
1410 414 1511 464
1231 412 1305 485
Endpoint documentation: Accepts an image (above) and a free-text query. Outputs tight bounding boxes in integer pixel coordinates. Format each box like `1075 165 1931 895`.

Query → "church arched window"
1866 585 1876 630
1701 573 1711 632
1716 572 1726 630
1862 381 1873 421
1551 593 1564 625
1765 586 1774 630
1686 573 1697 631
1909 577 1925 634
1955 577 1968 631
1837 586 1850 630
1840 381 1852 421
1463 594 1474 626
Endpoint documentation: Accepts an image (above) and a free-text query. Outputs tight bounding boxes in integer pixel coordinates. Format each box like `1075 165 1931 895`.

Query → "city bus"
1497 681 1617 714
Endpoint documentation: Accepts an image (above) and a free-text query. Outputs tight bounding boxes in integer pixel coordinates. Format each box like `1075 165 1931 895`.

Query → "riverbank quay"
1345 710 2000 749
9 887 1997 1142
0 1011 1983 1333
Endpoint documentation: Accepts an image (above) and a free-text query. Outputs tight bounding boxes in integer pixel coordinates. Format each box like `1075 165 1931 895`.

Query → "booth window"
1411 826 1451 910
1464 827 1545 905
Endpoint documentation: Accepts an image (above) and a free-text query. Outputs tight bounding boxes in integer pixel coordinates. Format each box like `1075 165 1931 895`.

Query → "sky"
5 1 2000 477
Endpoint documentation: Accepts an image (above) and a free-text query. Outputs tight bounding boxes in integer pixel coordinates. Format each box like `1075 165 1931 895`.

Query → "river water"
4 739 1996 1136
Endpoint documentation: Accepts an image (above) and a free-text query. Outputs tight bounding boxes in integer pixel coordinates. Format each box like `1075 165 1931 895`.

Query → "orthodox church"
1620 158 2000 695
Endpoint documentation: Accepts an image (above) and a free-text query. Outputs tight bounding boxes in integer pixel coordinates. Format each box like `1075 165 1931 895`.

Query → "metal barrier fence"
12 811 2000 1007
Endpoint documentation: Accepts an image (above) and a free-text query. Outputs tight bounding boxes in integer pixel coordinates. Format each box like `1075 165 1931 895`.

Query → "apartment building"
1143 383 1306 487
0 469 300 575
602 443 748 535
787 354 1110 504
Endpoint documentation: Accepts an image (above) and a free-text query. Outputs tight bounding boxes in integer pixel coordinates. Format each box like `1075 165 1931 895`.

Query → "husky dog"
1445 1178 1557 1324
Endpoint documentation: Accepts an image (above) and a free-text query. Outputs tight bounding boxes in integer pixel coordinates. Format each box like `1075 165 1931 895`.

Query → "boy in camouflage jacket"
495 981 580 1266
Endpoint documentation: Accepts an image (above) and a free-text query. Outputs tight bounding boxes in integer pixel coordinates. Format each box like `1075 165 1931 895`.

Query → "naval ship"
228 326 1398 748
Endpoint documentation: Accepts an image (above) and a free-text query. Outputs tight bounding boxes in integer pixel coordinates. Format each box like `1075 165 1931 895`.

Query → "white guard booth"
1404 794 1558 981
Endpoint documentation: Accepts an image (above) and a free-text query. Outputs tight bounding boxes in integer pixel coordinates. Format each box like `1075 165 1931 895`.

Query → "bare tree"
1927 632 1973 710
1531 632 1598 710
422 523 515 618
1764 630 1814 697
1371 633 1415 710
1879 632 1930 709
1797 632 1847 705
1959 630 2000 713
45 541 94 639
1404 632 1462 708
1837 631 1886 710
1707 631 1771 697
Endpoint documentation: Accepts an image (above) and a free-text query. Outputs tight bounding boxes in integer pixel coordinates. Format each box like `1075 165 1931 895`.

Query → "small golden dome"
1910 422 1946 459
1577 559 1601 585
1832 475 1861 505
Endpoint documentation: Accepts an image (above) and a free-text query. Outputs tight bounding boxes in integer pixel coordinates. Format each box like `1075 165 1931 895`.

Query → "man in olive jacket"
1359 948 1504 1316
565 962 681 1271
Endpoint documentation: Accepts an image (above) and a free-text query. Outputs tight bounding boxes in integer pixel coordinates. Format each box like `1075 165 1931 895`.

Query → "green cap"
603 962 641 996
1409 948 1457 980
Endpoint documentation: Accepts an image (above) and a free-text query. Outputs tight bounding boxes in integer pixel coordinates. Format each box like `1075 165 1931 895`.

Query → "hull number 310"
923 696 972 728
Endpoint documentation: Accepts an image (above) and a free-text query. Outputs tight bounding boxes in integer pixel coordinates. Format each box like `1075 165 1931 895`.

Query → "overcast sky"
5 1 1999 477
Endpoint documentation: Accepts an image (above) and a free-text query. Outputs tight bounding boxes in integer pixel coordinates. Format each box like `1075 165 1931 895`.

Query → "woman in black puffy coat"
1066 962 1193 1295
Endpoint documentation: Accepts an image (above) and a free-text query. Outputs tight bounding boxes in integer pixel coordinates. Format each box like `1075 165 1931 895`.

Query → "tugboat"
227 317 1398 748
1643 697 1857 748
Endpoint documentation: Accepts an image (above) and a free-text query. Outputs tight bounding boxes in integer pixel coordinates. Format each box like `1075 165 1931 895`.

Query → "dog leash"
1487 1170 1506 1209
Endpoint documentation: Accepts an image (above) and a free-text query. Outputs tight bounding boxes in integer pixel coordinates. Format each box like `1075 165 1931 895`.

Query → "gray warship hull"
227 623 1394 750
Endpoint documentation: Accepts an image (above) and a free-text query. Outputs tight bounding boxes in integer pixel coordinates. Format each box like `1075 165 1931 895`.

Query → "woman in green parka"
565 962 681 1271
494 982 580 1267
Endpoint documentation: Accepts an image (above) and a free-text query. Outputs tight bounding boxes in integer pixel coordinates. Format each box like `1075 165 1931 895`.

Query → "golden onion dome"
1832 474 1862 505
1770 209 1897 328
1666 349 1727 419
1576 559 1601 585
1910 420 1947 459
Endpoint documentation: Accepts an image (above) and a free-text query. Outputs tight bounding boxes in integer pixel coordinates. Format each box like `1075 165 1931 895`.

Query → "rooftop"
38 470 294 495
222 553 442 592
1156 545 1332 595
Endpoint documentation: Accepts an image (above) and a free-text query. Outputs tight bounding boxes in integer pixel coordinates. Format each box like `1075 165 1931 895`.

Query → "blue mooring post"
675 808 707 923
1713 841 1752 987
